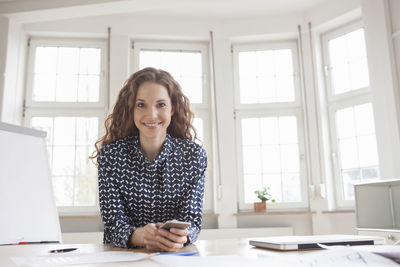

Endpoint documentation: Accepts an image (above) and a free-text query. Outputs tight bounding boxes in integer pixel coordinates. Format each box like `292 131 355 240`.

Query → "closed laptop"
249 234 385 251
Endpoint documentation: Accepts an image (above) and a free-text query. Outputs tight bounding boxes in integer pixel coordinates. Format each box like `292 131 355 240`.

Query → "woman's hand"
156 227 188 252
130 223 188 252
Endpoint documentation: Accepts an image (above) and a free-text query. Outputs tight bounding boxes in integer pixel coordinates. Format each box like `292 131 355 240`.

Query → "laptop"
249 235 385 251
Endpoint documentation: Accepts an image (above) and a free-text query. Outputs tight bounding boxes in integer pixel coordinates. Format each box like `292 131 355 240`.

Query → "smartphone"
159 220 191 230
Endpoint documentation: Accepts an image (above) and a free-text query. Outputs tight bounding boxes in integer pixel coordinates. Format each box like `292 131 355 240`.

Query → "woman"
92 67 207 251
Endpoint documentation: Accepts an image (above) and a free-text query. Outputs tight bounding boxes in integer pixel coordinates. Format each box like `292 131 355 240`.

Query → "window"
322 22 380 208
131 41 213 212
233 42 308 210
24 38 107 214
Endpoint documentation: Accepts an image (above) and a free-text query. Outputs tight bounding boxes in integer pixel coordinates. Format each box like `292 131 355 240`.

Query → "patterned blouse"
97 133 207 248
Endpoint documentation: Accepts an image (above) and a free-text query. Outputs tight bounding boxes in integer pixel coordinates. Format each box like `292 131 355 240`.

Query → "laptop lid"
249 235 385 251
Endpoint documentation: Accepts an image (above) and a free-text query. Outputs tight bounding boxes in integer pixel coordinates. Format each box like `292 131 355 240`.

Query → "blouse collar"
131 133 173 165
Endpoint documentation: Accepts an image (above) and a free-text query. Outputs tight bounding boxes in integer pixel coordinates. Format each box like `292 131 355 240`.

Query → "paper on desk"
153 248 399 267
343 245 400 264
11 251 151 266
152 254 259 267
285 247 399 267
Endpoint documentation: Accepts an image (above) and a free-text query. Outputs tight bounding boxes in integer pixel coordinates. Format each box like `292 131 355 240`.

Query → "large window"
131 41 213 212
322 22 380 208
25 38 107 214
233 42 308 210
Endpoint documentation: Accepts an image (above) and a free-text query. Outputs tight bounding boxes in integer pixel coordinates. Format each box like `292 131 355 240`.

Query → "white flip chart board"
0 122 61 245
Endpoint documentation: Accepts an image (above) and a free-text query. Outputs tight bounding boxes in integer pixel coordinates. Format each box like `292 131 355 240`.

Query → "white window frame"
233 41 309 211
322 21 378 209
24 37 108 216
26 38 107 109
131 40 214 213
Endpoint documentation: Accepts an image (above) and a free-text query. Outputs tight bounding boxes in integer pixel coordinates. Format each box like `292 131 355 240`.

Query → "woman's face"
134 82 174 141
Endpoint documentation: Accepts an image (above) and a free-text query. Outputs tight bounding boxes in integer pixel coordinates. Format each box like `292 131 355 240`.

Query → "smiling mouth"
143 122 162 127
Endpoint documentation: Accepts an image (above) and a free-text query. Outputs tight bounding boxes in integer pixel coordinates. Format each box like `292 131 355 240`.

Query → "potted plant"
254 187 275 212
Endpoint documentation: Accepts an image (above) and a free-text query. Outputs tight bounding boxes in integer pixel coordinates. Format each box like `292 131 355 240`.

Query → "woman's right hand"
131 223 184 252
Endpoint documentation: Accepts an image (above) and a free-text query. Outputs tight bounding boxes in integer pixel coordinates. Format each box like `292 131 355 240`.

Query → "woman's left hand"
156 227 188 252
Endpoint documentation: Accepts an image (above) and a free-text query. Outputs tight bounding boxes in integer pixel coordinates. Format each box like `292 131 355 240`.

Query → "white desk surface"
0 238 298 267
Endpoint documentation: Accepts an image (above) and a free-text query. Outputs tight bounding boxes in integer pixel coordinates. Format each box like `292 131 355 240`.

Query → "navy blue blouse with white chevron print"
97 133 207 248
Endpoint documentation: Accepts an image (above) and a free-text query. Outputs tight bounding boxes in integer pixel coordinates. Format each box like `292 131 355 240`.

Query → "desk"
0 238 297 267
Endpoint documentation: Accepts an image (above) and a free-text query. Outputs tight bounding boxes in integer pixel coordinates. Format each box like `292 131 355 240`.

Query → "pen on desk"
49 248 78 254
161 251 198 256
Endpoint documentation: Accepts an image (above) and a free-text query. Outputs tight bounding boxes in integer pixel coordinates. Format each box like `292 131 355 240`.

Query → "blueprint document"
152 247 399 267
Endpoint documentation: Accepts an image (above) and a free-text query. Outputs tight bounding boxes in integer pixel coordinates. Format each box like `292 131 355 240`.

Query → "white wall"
0 17 27 125
362 0 400 179
0 0 398 235
0 16 9 122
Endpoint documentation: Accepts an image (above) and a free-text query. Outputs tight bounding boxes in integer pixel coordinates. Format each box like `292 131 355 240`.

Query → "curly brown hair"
91 67 197 160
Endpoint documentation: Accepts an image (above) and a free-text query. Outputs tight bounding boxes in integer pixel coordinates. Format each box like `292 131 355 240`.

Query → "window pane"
358 135 379 166
35 47 57 74
52 146 75 176
335 103 380 200
242 118 260 145
336 107 356 139
278 116 298 144
239 51 257 77
32 46 101 103
342 168 360 200
238 49 296 104
139 50 203 103
338 138 359 169
53 176 74 206
349 58 369 90
32 74 56 101
56 74 78 102
244 174 262 203
355 103 375 136
53 117 76 146
239 76 258 104
79 48 101 75
57 47 79 74
280 144 299 173
31 116 99 207
78 75 100 102
263 174 282 202
361 167 379 180
261 145 280 173
328 28 369 94
260 117 279 145
193 118 204 144
241 116 302 203
282 173 301 202
75 146 98 206
242 145 262 174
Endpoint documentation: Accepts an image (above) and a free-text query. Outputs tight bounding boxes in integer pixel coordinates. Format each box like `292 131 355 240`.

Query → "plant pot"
254 201 266 212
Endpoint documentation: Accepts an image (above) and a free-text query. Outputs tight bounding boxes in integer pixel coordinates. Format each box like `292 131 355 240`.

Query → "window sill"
321 209 355 214
235 210 315 216
203 212 219 217
59 212 101 218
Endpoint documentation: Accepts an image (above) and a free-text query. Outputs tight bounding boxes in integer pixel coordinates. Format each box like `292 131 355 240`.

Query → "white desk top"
0 238 296 267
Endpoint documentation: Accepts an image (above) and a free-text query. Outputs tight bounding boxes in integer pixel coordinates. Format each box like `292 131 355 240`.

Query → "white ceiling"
0 0 331 22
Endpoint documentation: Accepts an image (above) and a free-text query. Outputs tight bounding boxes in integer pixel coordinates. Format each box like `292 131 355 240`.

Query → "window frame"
321 21 379 209
24 37 108 215
233 41 302 110
322 20 369 102
26 38 107 109
130 40 214 213
232 41 309 211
